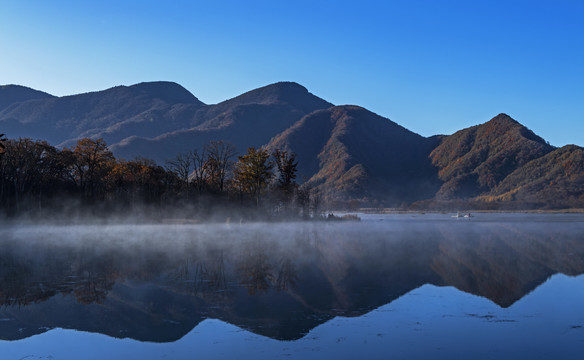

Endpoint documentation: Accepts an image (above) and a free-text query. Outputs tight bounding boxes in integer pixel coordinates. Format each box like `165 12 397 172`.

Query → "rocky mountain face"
110 82 333 162
267 105 441 204
429 113 555 199
480 145 584 208
425 114 584 209
1 82 583 208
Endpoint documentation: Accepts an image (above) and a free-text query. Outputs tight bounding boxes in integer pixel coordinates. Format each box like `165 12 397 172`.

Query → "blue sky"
1 0 582 146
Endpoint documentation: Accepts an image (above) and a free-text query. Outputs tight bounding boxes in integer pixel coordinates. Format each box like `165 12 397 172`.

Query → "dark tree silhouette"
0 136 318 219
273 149 298 201
204 140 237 193
165 153 192 196
190 148 208 195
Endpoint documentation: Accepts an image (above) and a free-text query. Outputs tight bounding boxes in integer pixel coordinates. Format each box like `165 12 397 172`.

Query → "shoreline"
331 208 584 214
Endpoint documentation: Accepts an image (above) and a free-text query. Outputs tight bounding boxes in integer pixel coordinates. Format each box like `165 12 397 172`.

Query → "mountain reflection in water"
0 213 583 344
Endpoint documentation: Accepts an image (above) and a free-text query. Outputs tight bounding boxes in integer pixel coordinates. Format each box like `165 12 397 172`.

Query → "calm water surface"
0 213 583 359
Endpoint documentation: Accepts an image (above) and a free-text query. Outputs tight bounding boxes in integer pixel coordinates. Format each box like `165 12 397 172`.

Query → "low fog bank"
0 198 335 227
2 212 583 249
1 214 583 333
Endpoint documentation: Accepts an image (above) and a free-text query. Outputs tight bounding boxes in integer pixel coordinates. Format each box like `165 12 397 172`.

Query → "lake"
1 213 583 359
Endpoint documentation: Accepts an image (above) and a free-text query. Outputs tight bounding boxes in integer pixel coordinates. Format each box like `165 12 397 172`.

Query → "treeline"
0 136 322 220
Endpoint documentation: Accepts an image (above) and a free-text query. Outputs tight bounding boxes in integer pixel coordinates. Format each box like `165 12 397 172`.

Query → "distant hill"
0 81 332 163
0 81 204 147
110 82 333 162
267 105 441 205
479 145 584 208
0 85 54 112
429 113 555 199
1 81 583 208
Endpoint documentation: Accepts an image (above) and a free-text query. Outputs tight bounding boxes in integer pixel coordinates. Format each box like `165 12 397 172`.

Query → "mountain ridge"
429 113 556 199
0 84 55 112
267 105 441 204
1 81 583 208
109 82 333 162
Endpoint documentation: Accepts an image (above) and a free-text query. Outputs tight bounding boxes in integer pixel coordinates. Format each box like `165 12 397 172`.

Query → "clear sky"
1 0 582 146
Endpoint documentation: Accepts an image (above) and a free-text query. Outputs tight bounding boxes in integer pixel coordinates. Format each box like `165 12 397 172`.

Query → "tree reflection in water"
0 215 583 341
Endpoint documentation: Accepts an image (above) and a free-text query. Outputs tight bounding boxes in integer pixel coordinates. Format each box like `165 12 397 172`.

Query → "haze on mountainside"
1 81 583 209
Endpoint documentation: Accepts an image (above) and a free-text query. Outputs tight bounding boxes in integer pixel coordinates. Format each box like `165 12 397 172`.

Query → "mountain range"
1 81 583 208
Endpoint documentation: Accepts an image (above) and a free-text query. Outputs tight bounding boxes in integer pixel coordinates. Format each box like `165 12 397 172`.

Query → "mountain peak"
222 81 333 112
486 113 520 127
483 113 548 146
128 81 203 105
265 81 308 91
430 113 555 198
0 84 55 111
492 112 515 121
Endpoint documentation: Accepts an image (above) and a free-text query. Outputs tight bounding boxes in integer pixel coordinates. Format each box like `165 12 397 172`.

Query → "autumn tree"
107 157 165 205
68 138 115 201
204 140 236 193
233 147 273 207
128 158 167 204
0 133 6 156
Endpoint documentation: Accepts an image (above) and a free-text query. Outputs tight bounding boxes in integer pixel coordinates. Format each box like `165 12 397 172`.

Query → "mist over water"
1 213 583 359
